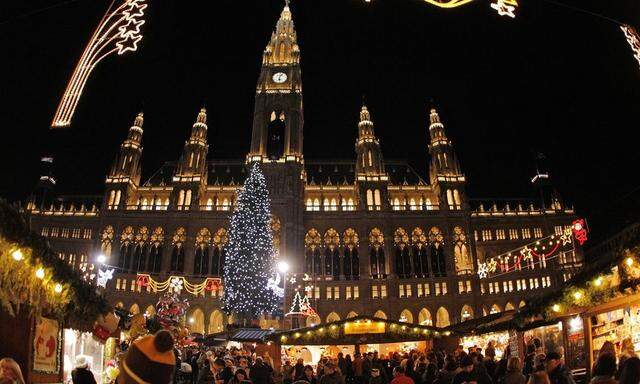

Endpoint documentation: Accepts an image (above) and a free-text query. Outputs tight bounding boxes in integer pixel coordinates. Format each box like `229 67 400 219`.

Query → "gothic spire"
262 1 300 65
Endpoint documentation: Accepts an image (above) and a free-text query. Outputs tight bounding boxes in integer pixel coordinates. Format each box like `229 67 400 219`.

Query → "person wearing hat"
452 355 476 384
117 330 176 384
72 356 97 384
544 352 575 384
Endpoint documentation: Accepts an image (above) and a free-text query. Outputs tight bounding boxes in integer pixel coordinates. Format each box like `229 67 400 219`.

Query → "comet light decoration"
490 0 518 18
621 25 640 69
51 0 148 128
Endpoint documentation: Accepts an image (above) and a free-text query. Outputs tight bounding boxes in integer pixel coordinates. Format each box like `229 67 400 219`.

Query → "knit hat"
118 330 176 384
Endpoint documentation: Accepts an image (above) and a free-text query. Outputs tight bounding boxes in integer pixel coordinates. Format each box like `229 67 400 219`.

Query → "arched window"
305 229 322 275
343 228 359 279
178 190 185 207
454 227 473 275
132 227 149 272
411 228 428 277
399 309 413 323
188 308 205 334
194 228 212 275
170 227 186 272
114 190 121 207
101 225 114 258
446 189 454 207
306 198 313 210
366 190 373 208
119 226 135 270
374 190 381 207
393 197 400 210
211 228 228 276
313 198 320 211
306 314 321 327
324 229 341 278
394 228 411 278
453 189 461 207
209 310 224 334
330 198 337 211
461 305 474 321
418 308 432 326
374 310 387 320
267 112 286 160
369 228 385 278
326 312 340 323
429 227 446 277
148 227 164 273
367 150 373 167
436 307 450 328
490 304 501 314
323 198 330 211
185 190 192 208
108 190 115 207
505 302 515 311
346 311 358 319
206 198 213 211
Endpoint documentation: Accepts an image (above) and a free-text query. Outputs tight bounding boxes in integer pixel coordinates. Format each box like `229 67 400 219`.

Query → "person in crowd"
197 357 218 384
434 358 458 384
598 342 617 360
231 369 252 384
421 362 438 384
294 358 306 381
345 354 354 384
0 358 25 384
339 353 347 376
282 360 295 384
362 354 373 382
390 366 414 384
71 356 97 384
590 353 617 384
249 357 271 384
239 357 252 380
486 342 496 361
533 354 547 373
354 353 364 384
218 358 235 384
368 369 383 384
527 372 551 384
544 352 575 384
484 353 497 381
618 356 640 384
263 352 274 369
493 346 511 382
320 362 345 384
117 330 176 384
301 365 317 384
523 344 537 377
501 356 525 384
452 355 476 384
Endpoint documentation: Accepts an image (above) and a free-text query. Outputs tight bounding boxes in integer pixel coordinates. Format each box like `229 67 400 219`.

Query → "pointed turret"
354 104 389 211
104 112 145 210
427 107 466 211
262 1 300 66
172 107 210 211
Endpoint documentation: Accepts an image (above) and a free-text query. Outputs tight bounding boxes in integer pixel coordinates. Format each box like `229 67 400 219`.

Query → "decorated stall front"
266 315 452 367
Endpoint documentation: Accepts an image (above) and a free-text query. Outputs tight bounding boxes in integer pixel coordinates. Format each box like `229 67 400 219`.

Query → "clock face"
272 72 288 83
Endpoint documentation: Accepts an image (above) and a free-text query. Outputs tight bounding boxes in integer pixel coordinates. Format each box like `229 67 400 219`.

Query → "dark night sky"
1 0 639 241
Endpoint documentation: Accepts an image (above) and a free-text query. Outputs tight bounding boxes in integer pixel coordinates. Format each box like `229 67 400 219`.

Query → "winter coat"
548 365 576 384
320 372 346 384
501 370 525 384
434 370 457 384
589 376 616 384
72 368 97 384
251 362 272 384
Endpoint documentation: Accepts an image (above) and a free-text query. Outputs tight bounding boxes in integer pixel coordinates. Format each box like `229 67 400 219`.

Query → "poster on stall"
508 330 520 358
33 316 61 373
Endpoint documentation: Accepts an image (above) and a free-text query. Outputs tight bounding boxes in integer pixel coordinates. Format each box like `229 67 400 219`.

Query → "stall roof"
230 328 275 342
267 315 453 346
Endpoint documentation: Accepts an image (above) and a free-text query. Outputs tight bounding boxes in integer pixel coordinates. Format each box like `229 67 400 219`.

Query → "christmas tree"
223 163 279 323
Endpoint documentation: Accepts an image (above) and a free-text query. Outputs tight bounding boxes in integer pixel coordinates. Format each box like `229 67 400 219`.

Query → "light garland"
490 0 518 18
222 163 280 320
622 25 640 69
51 0 148 128
136 274 221 296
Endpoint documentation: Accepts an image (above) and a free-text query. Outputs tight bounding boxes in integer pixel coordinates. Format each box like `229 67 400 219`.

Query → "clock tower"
248 0 303 162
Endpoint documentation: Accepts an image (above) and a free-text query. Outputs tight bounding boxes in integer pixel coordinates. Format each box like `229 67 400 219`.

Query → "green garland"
0 200 110 330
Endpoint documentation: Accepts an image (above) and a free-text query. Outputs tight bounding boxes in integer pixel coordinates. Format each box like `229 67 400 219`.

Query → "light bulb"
594 277 603 287
36 268 45 279
626 257 634 267
54 283 63 293
552 304 561 313
11 249 23 261
573 291 583 300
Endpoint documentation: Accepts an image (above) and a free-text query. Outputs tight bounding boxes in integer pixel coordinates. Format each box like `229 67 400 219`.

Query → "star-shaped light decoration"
520 246 533 261
118 18 145 37
289 276 297 284
116 33 143 55
122 1 147 20
560 227 573 246
304 285 313 293
170 277 184 293
490 0 517 18
97 268 114 288
477 262 489 279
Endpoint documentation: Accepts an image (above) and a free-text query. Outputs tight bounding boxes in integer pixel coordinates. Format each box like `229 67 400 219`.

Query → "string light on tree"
621 25 640 69
51 0 148 128
222 163 280 322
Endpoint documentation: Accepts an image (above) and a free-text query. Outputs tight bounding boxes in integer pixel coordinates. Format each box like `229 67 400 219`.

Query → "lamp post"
277 261 290 330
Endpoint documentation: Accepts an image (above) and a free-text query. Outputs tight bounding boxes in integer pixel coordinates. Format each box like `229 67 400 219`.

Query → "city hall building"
26 4 583 334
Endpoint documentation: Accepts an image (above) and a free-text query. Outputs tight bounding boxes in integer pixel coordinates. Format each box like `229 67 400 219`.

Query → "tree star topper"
51 0 148 128
490 0 518 18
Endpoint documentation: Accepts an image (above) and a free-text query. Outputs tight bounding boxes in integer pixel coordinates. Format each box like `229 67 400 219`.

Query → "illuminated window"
206 198 213 211
185 190 192 209
534 228 543 238
61 228 69 238
446 189 454 207
482 230 493 241
83 229 92 239
522 228 531 239
458 281 464 294
72 228 81 239
466 280 472 292
381 285 387 298
374 190 381 209
417 284 423 297
425 283 430 295
496 230 505 240
306 198 313 211
509 229 519 240
393 197 401 211
372 285 379 299
330 198 337 211
326 286 332 300
178 190 185 207
354 286 359 299
453 189 461 207
406 284 412 297
313 198 320 211
367 190 373 209
346 286 352 300
481 283 485 294
323 198 330 211
41 227 50 237
399 284 405 298
314 286 320 299
367 150 373 167
554 226 563 235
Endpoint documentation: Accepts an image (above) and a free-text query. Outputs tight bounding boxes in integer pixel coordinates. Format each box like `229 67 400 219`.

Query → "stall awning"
230 328 275 342
267 315 452 346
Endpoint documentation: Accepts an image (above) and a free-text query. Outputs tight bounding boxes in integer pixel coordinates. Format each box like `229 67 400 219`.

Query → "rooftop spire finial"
133 111 144 128
197 107 207 124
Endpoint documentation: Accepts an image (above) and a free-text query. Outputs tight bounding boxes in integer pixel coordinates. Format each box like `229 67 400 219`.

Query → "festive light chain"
621 25 640 70
477 220 587 279
364 0 519 18
51 0 148 128
136 274 221 296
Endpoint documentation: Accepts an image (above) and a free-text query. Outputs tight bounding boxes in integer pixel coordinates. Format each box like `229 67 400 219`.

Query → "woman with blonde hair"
503 356 526 384
527 371 551 384
0 358 25 384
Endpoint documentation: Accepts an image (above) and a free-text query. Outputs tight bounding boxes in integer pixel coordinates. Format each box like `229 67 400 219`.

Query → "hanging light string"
540 0 627 26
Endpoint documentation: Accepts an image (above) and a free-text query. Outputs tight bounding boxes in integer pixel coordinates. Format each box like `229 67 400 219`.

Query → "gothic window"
178 190 185 207
324 229 340 278
454 226 473 275
313 198 320 211
101 225 114 258
306 198 313 211
369 228 385 278
304 229 322 275
429 227 446 277
132 226 149 272
323 198 330 211
393 197 400 210
194 228 212 275
185 190 192 208
446 189 454 207
267 112 285 160
461 305 474 321
108 191 116 209
411 228 429 277
436 307 450 328
394 228 411 279
330 198 338 211
366 190 373 208
453 189 461 207
343 228 359 279
170 227 186 272
374 190 381 207
114 190 121 207
119 226 134 270
211 228 228 276
367 150 373 167
206 198 213 211
148 227 164 273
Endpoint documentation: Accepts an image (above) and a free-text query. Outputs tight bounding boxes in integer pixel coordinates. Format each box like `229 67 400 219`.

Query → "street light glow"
97 254 107 264
277 261 290 273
